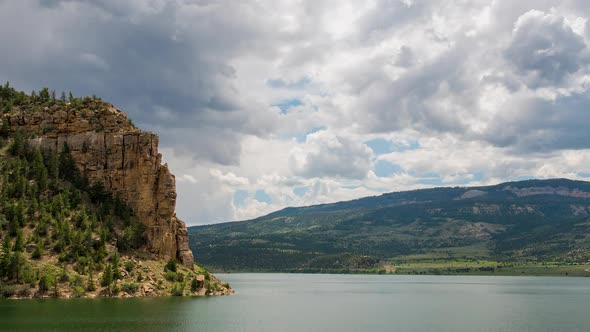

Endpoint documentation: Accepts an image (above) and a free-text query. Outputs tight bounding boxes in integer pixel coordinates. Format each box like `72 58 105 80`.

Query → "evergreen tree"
13 230 24 252
0 237 12 277
7 252 25 282
39 87 50 103
87 262 96 291
58 143 79 183
0 120 9 138
101 264 113 291
111 253 122 280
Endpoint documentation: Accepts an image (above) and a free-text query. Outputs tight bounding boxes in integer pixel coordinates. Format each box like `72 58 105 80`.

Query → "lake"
1 274 589 331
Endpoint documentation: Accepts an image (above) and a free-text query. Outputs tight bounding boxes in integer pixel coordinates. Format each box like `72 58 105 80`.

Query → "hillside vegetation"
189 179 590 275
0 83 231 297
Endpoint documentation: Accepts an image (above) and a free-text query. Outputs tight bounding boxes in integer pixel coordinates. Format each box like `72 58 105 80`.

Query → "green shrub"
165 259 177 273
86 277 96 292
38 274 53 293
190 277 198 292
124 261 135 273
31 245 43 259
121 282 139 294
164 270 177 282
171 282 184 296
73 286 85 298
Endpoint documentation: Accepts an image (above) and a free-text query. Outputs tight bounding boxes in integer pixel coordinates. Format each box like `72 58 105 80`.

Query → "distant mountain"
188 179 590 272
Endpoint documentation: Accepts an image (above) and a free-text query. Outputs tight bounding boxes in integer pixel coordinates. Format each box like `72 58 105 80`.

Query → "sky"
2 0 590 225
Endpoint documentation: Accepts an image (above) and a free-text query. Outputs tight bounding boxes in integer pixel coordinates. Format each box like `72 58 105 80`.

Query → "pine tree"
8 252 25 282
87 262 96 291
58 143 79 183
111 253 122 280
13 230 24 252
101 264 113 288
0 237 12 277
39 87 50 103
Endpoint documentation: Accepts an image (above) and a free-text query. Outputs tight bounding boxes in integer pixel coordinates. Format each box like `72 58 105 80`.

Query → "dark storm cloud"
0 0 277 164
482 91 590 153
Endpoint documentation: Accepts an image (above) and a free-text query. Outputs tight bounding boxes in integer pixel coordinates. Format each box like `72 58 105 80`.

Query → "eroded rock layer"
1 102 194 266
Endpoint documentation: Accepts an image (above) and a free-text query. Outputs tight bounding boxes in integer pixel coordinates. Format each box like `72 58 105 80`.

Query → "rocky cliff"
1 100 194 267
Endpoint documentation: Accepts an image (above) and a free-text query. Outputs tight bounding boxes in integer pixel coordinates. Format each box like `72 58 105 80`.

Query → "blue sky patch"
366 138 392 155
374 160 402 177
365 138 420 155
293 186 308 197
293 127 324 142
267 77 311 89
255 189 272 204
273 98 303 114
233 190 248 208
415 173 443 186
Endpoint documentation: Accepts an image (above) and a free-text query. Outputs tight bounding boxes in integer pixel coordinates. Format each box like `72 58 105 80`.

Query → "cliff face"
1 102 194 267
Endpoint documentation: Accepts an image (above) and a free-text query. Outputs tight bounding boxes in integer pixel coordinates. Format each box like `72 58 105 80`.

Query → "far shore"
209 261 590 278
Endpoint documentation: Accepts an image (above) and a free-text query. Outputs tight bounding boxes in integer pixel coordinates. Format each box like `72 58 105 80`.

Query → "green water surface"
1 274 589 331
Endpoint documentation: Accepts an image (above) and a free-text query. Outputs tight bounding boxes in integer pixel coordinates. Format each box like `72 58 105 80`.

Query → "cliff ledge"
2 100 194 267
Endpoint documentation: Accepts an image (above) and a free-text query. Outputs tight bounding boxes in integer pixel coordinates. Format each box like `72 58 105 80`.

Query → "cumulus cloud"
290 131 373 179
504 10 588 88
209 169 250 187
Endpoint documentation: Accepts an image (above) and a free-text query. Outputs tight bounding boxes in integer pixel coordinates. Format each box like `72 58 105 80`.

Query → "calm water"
1 274 589 331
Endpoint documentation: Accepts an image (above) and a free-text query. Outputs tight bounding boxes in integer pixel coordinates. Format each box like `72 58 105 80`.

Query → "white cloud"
177 174 198 184
209 169 250 187
289 130 373 179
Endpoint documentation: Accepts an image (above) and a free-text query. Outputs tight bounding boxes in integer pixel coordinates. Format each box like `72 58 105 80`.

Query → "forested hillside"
0 83 231 297
190 179 590 274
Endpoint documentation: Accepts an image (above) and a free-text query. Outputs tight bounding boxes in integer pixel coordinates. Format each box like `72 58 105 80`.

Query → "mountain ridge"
189 178 590 273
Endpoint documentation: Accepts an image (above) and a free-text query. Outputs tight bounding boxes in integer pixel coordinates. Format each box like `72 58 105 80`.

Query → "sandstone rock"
142 284 155 296
2 102 195 266
196 274 205 289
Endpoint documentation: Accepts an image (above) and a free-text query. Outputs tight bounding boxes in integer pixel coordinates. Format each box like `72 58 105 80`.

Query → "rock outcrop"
1 101 194 267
